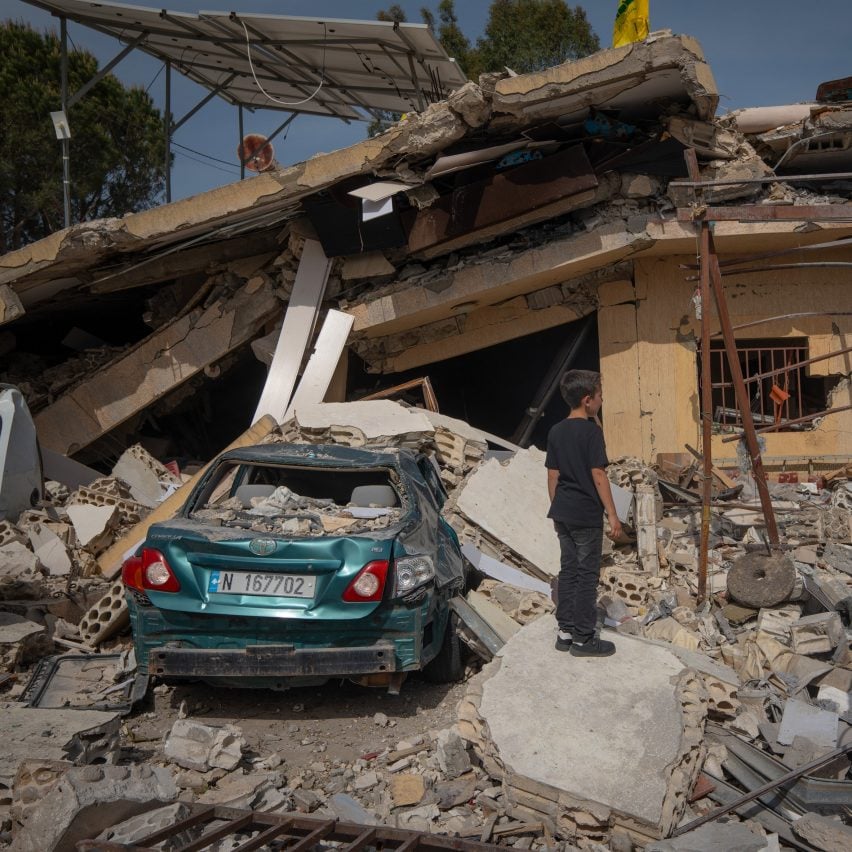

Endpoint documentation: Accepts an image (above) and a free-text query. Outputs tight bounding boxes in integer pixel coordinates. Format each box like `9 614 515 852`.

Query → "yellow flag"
613 0 649 48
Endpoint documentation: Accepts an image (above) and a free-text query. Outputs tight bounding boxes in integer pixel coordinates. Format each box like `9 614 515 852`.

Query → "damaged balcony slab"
407 146 598 259
0 98 470 309
348 223 651 372
34 278 279 456
491 34 718 124
472 616 707 842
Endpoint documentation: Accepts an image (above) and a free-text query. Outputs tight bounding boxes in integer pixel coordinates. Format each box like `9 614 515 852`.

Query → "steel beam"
677 205 852 222
67 32 147 108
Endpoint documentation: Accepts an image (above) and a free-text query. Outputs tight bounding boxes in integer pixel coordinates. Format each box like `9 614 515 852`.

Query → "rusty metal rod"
678 204 852 222
670 741 852 837
671 171 852 187
707 231 780 547
684 261 852 280
711 311 852 337
685 148 713 603
734 344 852 386
680 235 852 269
721 404 852 442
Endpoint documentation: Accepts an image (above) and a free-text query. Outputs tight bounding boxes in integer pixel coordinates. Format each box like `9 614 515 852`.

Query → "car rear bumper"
149 641 397 678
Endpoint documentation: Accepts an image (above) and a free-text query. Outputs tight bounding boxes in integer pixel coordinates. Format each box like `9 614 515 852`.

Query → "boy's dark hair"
560 369 601 409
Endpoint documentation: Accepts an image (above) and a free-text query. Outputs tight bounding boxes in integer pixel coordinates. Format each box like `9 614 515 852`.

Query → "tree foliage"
473 1 599 77
0 21 166 252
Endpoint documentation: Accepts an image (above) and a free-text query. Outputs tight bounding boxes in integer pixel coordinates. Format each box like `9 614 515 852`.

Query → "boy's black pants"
554 521 603 643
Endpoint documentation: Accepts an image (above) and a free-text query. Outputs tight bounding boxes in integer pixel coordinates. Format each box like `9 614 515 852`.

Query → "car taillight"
121 548 181 593
342 560 388 602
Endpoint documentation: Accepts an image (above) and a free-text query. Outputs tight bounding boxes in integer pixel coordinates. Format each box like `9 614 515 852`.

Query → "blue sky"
3 0 851 200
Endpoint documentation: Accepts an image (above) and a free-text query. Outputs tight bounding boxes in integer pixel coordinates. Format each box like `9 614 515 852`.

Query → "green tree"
474 1 600 77
0 21 166 252
433 0 473 77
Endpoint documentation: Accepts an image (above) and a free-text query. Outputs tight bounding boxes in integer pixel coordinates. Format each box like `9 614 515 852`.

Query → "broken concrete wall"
33 277 280 456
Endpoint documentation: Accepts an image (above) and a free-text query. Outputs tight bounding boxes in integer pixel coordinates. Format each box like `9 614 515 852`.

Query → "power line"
172 140 241 169
173 148 240 176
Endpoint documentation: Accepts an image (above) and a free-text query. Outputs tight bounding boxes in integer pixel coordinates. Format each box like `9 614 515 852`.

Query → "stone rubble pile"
0 402 850 849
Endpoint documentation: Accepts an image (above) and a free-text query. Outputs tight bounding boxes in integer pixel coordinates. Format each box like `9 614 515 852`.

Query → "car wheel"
423 612 463 683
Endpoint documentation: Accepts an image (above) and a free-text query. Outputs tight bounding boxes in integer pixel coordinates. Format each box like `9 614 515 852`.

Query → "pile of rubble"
1 400 851 850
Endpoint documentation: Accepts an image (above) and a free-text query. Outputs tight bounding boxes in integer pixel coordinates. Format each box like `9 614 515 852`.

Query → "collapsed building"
1 28 852 852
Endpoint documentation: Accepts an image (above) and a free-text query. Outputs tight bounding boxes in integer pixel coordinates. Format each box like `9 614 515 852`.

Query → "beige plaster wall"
599 255 852 466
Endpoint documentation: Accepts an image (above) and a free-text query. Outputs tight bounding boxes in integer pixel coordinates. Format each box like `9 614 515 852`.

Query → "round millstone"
727 553 797 608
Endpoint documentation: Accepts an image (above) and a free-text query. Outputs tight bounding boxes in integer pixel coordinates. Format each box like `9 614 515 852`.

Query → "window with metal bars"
698 338 830 431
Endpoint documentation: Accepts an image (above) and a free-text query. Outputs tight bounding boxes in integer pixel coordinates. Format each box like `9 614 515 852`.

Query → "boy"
546 370 623 657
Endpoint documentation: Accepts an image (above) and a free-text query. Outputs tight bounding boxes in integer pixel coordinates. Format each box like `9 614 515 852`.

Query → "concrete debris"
468 617 707 841
0 613 51 672
646 820 773 851
164 718 246 772
0 702 120 788
77 581 130 647
111 443 182 508
0 26 851 852
11 763 177 852
0 542 45 599
451 448 559 581
94 801 191 848
792 811 852 851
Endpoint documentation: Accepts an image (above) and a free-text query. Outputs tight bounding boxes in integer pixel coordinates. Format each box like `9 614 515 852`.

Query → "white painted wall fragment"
253 239 331 424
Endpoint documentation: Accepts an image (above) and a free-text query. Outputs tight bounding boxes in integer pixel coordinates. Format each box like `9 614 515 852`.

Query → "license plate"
208 570 316 598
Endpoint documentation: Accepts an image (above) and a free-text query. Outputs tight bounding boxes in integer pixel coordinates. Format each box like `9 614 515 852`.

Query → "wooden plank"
408 146 597 255
285 310 354 419
253 239 331 424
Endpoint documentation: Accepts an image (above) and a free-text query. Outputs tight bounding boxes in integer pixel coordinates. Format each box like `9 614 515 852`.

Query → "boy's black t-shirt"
545 418 609 528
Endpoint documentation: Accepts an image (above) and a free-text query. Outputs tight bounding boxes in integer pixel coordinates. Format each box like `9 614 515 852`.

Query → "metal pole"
685 149 712 603
707 231 780 548
164 60 171 203
60 16 71 229
238 105 245 180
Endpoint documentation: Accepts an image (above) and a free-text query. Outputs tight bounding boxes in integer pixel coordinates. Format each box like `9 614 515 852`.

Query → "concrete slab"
0 702 120 788
455 448 559 578
293 400 434 442
477 616 706 838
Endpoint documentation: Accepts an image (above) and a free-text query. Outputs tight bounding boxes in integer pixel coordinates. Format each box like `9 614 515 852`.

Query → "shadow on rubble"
155 667 474 723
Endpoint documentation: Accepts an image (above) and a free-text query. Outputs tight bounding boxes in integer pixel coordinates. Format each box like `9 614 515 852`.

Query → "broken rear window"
188 461 405 537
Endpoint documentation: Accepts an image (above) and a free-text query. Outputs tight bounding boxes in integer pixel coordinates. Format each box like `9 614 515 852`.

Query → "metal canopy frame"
25 0 468 219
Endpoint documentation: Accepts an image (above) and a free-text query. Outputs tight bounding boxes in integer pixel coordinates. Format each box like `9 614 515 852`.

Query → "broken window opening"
698 337 838 432
190 461 404 538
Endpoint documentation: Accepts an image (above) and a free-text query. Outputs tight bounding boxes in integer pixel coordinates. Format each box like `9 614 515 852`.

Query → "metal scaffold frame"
678 154 852 600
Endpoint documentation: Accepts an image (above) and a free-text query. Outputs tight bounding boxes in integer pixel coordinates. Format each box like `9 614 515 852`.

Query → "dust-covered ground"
124 669 474 772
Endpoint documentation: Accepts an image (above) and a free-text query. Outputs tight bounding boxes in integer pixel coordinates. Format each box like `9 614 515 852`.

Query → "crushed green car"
122 443 467 691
